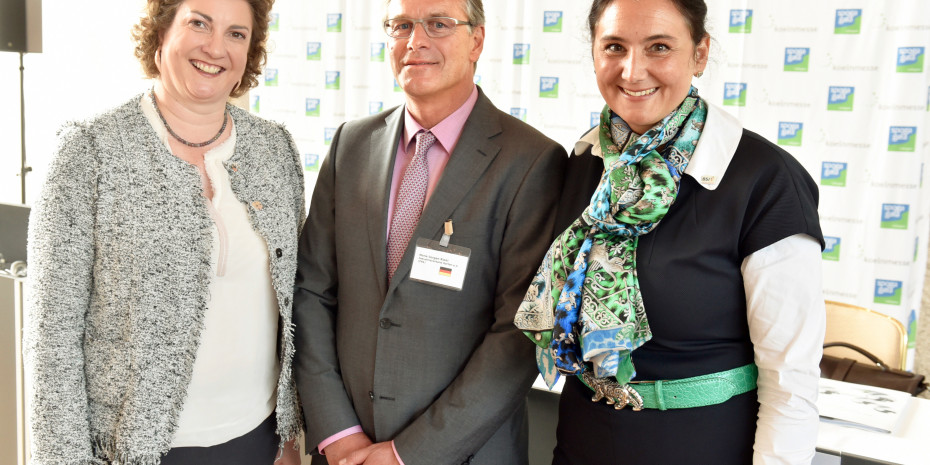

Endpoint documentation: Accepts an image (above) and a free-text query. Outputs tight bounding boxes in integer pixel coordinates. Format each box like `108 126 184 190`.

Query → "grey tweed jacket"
24 95 306 465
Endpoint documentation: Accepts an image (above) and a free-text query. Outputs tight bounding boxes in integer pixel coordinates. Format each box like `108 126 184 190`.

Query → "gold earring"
694 71 704 78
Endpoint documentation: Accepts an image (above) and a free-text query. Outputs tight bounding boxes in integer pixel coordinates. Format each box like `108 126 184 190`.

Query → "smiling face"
386 0 484 109
593 0 708 134
156 0 253 106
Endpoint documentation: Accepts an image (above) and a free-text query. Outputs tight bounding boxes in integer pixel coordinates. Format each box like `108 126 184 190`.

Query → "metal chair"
823 300 908 370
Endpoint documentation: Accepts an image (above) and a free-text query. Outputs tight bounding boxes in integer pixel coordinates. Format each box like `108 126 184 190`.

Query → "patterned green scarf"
515 87 707 388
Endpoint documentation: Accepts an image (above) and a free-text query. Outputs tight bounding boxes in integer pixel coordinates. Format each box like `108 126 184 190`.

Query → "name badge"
409 238 471 291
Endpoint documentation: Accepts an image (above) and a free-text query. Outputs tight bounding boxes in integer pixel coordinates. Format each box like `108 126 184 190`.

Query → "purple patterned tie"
387 130 436 280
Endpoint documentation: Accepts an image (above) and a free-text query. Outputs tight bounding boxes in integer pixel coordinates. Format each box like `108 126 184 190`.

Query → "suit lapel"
368 106 405 296
386 90 502 291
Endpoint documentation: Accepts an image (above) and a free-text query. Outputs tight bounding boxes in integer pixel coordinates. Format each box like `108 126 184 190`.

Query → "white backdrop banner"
253 0 930 368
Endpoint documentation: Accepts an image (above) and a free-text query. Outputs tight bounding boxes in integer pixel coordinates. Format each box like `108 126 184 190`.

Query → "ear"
154 47 163 74
469 25 485 63
155 29 166 71
693 33 710 74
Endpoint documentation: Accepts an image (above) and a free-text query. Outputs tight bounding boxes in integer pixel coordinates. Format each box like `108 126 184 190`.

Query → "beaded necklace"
149 89 229 148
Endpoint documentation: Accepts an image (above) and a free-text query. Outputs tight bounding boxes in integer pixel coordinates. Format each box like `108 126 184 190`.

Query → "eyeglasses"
383 17 474 39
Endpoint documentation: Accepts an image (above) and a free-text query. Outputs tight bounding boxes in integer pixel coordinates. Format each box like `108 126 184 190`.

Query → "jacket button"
229 163 239 172
283 296 290 306
275 248 283 258
369 391 374 401
379 318 391 329
251 201 263 210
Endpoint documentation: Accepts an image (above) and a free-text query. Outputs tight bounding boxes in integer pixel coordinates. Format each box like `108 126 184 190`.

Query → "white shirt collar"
573 102 743 191
685 102 743 190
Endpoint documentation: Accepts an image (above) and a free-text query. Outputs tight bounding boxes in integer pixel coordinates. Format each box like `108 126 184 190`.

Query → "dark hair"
132 0 274 98
587 0 708 45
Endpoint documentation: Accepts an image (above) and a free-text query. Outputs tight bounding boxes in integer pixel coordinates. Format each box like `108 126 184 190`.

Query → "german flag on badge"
439 266 453 277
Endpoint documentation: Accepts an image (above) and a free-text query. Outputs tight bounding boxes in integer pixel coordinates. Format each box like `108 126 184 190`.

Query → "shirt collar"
403 85 479 154
684 102 743 190
573 102 743 191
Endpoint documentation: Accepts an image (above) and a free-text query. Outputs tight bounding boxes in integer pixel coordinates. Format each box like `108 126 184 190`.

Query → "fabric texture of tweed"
23 94 306 465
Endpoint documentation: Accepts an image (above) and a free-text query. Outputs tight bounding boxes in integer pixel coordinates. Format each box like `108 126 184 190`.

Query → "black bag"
820 342 928 396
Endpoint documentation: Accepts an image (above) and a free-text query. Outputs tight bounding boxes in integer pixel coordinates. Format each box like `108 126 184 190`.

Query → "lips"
191 60 224 75
622 87 658 97
403 54 439 67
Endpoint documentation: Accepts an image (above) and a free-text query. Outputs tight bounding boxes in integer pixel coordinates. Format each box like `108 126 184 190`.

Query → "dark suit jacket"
293 88 567 465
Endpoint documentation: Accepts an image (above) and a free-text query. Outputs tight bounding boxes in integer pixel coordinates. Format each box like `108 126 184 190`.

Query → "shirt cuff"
317 426 364 455
391 440 405 465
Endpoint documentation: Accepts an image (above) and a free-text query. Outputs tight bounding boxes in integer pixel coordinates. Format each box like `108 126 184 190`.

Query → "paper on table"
817 378 914 434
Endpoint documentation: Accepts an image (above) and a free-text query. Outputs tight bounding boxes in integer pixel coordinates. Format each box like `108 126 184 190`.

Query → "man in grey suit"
293 0 566 464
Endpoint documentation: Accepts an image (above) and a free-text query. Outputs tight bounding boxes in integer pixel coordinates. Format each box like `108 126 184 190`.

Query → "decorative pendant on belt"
583 372 644 411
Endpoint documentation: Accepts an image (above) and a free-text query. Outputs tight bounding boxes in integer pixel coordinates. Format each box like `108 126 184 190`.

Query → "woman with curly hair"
24 0 304 463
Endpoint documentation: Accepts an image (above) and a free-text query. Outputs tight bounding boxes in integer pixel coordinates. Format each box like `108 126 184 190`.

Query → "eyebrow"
387 11 452 20
190 10 251 32
191 10 213 22
598 33 677 43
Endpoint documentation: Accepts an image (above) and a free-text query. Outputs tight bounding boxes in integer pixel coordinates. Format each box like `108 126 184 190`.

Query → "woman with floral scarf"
515 0 824 463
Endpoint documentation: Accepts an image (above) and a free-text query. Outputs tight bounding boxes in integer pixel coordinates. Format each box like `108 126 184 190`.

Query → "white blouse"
141 96 280 448
744 234 824 464
695 104 825 464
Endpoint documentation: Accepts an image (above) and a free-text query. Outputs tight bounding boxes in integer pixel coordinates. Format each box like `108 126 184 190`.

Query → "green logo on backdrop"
874 289 902 305
897 47 924 73
874 279 903 306
325 71 340 90
513 44 530 65
264 69 278 87
327 14 342 32
539 77 559 98
908 311 917 348
306 99 320 117
821 162 847 187
269 14 279 32
777 122 803 147
888 127 917 152
723 83 746 107
784 48 810 72
822 237 840 261
827 86 854 111
834 9 861 34
307 42 322 61
729 10 752 33
881 204 909 230
543 11 563 32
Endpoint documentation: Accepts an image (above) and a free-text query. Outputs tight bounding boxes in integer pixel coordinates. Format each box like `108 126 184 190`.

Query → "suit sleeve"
278 124 307 235
293 122 363 452
393 140 568 464
23 123 105 465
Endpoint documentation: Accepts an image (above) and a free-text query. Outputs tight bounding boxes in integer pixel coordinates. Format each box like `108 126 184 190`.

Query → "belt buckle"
583 372 645 411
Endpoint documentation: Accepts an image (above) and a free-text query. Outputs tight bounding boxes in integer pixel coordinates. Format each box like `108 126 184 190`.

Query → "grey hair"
384 0 485 29
463 0 486 27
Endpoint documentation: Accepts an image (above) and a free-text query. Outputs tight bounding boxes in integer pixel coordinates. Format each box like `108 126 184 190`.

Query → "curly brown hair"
132 0 274 98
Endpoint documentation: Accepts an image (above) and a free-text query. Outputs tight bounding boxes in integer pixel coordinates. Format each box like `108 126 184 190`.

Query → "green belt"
579 363 758 411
